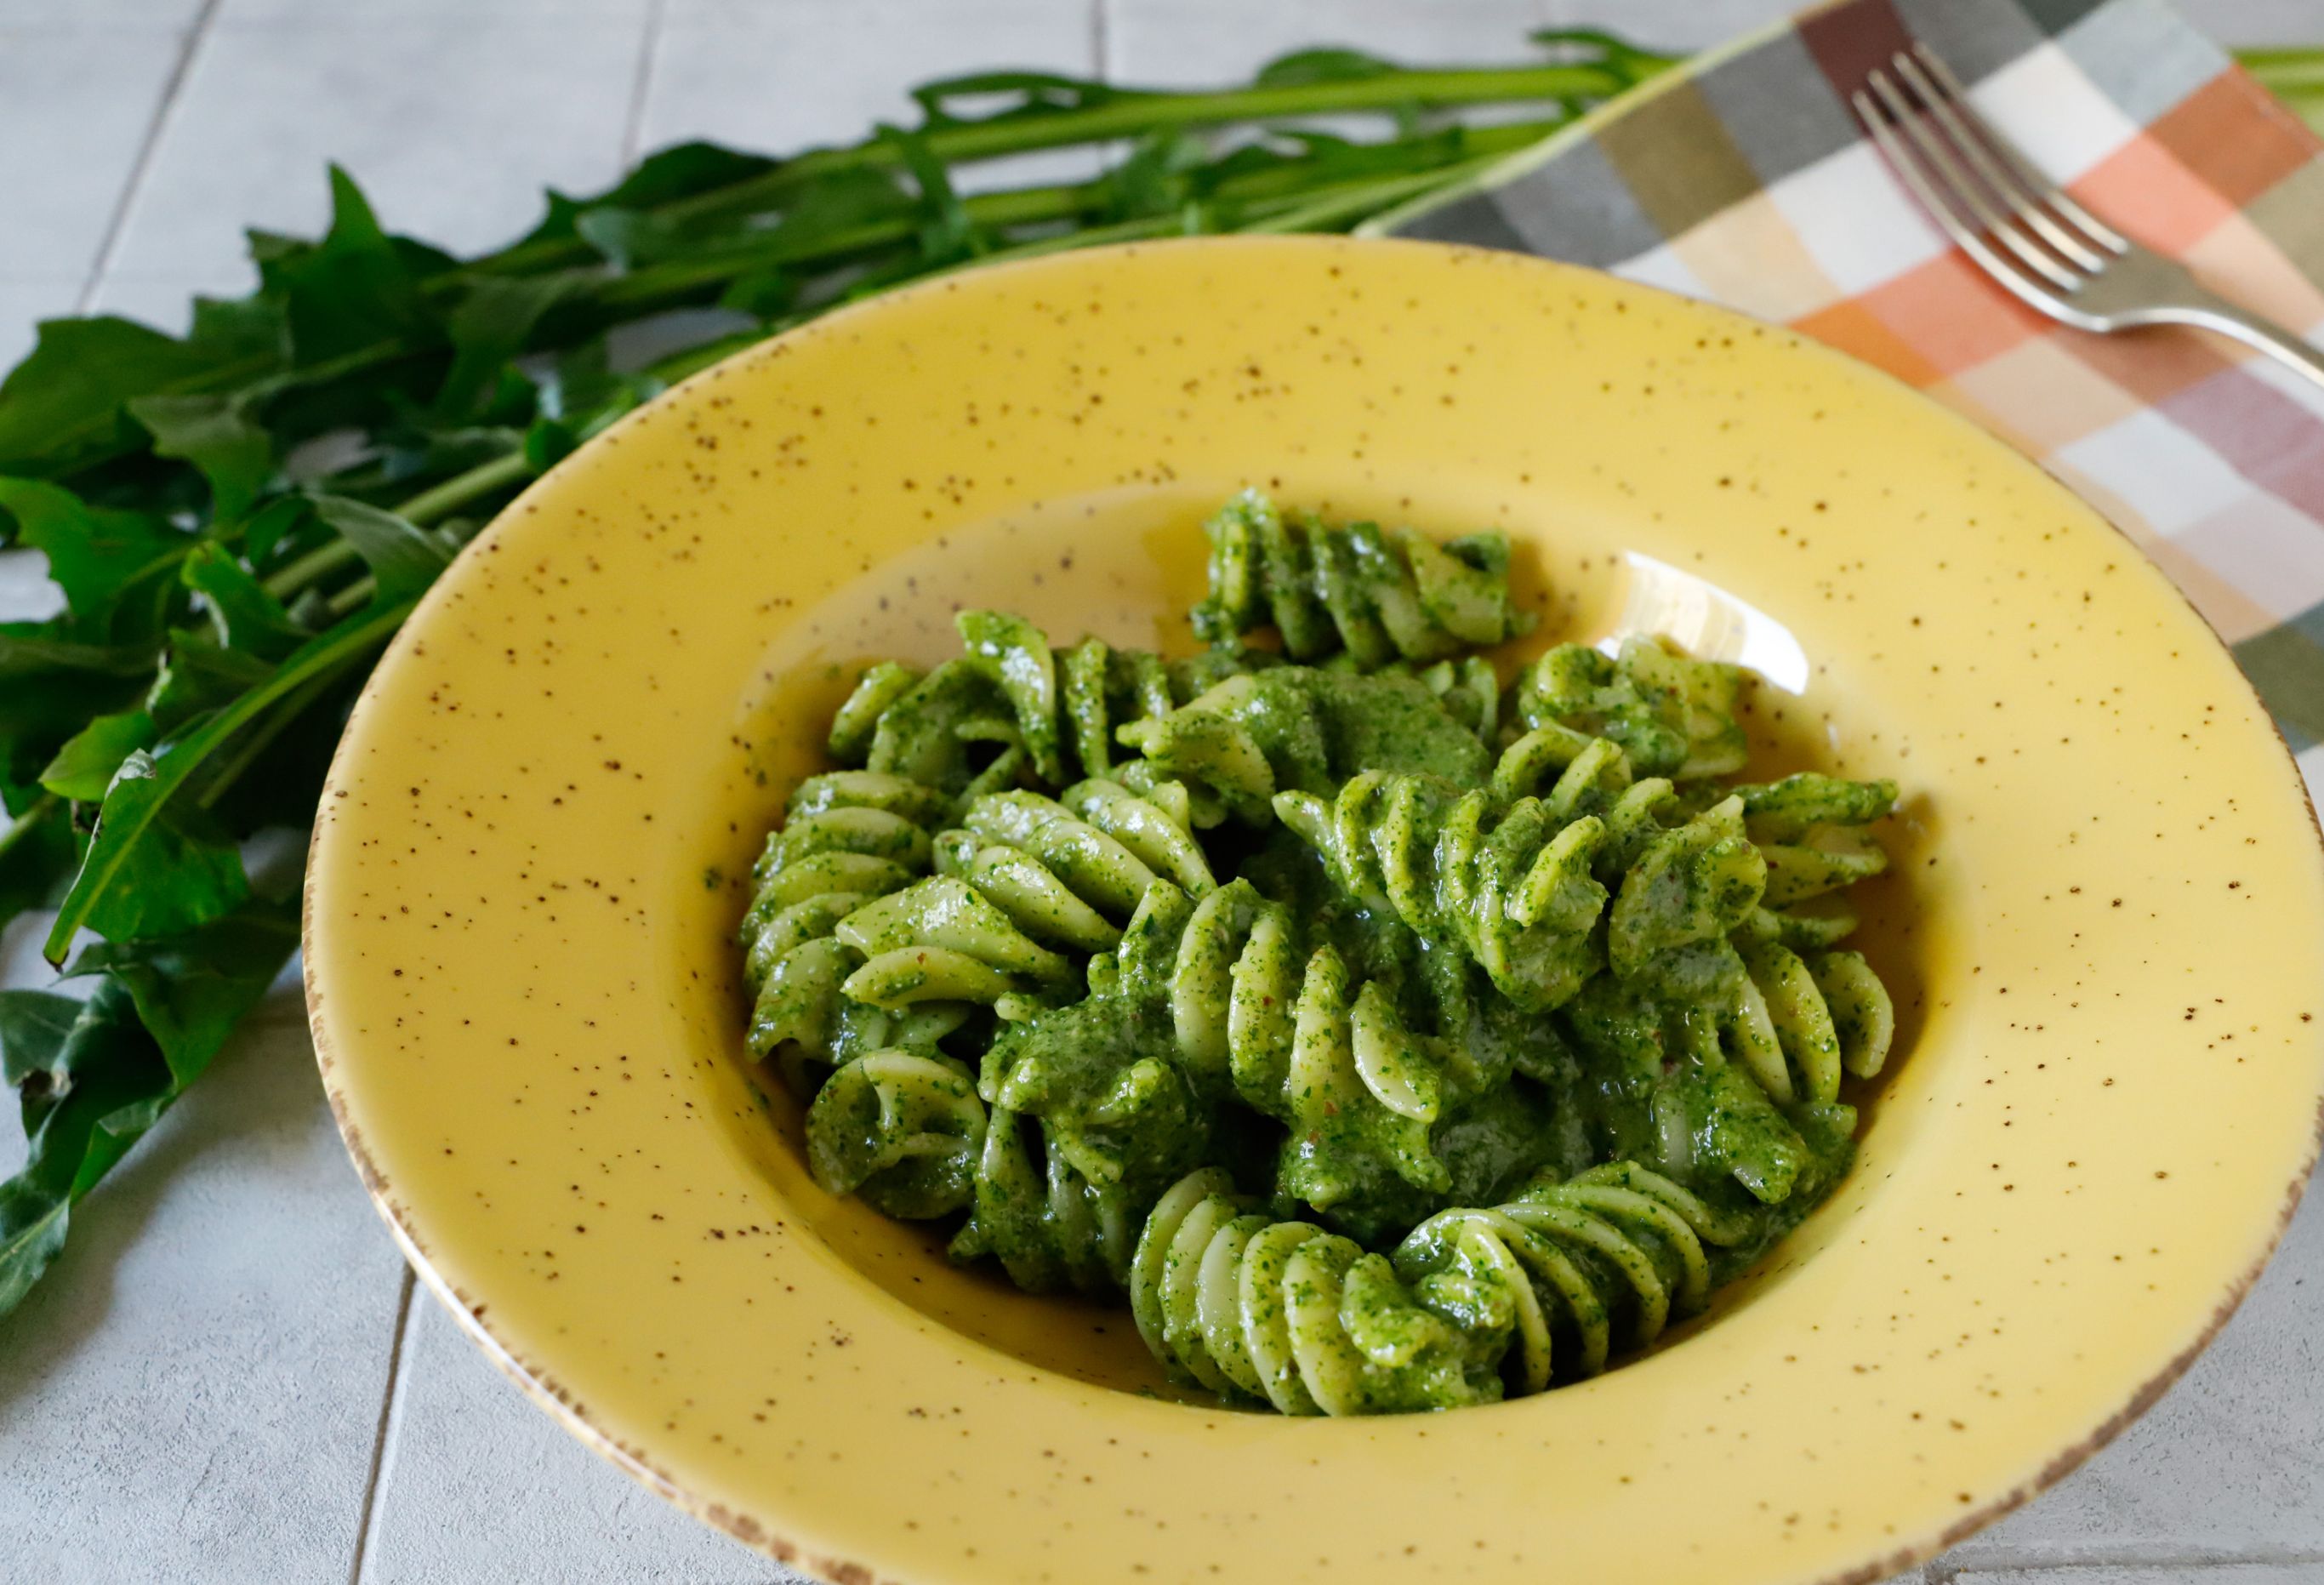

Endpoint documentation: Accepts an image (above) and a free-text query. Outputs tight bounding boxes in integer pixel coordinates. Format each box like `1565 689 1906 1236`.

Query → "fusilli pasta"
737 487 1917 1417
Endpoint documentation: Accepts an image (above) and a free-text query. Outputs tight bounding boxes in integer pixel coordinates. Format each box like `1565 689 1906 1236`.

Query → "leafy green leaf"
129 393 275 523
0 904 297 1317
197 669 356 837
38 710 155 802
185 293 291 367
238 496 310 571
43 597 410 962
765 167 920 248
716 267 800 322
574 208 681 270
518 141 778 248
257 167 447 368
310 496 453 601
0 989 80 1098
0 625 155 784
350 425 524 493
182 542 307 659
0 978 170 1313
66 901 298 1087
436 272 580 417
0 477 189 642
880 126 985 263
0 1177 68 1314
145 631 272 733
0 315 275 478
1100 134 1206 218
50 748 250 953
0 789 72 918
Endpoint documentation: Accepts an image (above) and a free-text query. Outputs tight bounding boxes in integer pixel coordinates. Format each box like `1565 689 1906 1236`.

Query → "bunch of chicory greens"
0 35 2315 1319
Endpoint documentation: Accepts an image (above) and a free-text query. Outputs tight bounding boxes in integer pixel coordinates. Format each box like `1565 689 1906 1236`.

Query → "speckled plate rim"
302 236 2324 1585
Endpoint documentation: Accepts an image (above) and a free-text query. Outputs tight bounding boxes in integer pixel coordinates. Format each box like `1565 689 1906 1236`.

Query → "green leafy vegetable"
0 981 170 1311
43 598 409 961
39 710 156 802
131 394 276 524
310 499 454 602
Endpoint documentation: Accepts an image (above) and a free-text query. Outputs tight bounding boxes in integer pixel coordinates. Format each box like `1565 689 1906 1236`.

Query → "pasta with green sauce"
738 487 1909 1416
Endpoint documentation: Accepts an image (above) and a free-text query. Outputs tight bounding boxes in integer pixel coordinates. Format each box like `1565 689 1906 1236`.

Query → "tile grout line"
345 1266 419 1585
72 0 226 314
1091 0 1112 78
619 0 671 170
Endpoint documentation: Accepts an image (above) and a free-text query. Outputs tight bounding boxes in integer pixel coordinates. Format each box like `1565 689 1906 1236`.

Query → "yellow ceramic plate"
307 237 2324 1585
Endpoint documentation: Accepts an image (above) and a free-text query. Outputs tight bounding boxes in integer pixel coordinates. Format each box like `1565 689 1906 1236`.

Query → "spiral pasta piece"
1606 793 1767 977
1394 1161 1749 1391
1735 772 1898 906
1191 489 1535 665
1560 935 1885 1204
957 610 1299 806
1734 938 1895 1092
1130 1169 1510 1414
834 780 1211 1016
1118 664 1489 825
1061 634 1178 782
1404 653 1500 739
1511 636 1747 780
803 1049 986 1219
824 654 1029 805
947 1102 1145 1294
740 772 952 1081
1274 772 1612 1014
1090 881 1466 1233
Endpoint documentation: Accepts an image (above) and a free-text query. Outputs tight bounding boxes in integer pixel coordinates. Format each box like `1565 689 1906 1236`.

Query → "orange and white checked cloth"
1386 0 2324 778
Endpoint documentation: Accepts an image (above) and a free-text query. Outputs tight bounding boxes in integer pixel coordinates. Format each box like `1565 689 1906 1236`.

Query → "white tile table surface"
1 3 2320 1581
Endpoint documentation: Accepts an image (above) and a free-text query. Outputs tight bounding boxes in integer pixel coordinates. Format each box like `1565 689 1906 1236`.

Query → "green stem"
590 117 1571 317
264 449 534 602
1239 157 1507 234
715 64 1628 189
260 538 357 602
484 61 1643 277
398 449 533 526
194 665 347 810
590 181 1104 312
324 577 379 619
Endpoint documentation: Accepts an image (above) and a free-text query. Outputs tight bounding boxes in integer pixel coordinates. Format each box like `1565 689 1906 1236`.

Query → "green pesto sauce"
979 995 1212 1200
1296 670 1491 784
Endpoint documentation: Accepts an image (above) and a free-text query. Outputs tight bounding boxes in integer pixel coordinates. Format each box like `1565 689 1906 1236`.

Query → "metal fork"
1854 43 2324 391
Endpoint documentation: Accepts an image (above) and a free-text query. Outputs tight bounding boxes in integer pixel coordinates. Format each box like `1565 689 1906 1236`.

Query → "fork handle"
2158 299 2324 395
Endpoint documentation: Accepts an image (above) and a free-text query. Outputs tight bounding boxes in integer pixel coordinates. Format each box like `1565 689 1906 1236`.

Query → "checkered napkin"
1381 0 2324 772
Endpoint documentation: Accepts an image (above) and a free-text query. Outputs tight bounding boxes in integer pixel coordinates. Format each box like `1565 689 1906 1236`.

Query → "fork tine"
1911 43 2128 254
1888 49 2110 271
1853 83 2069 319
1863 68 2082 292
